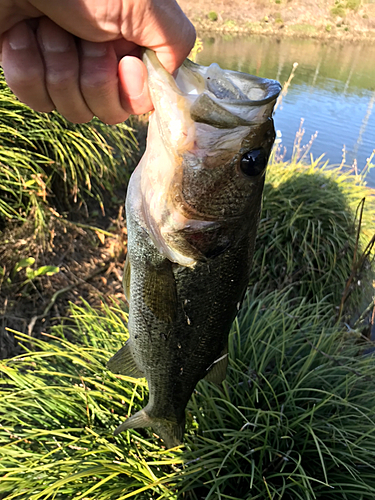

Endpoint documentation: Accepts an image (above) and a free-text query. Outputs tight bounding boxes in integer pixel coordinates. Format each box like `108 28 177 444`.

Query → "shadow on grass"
251 162 374 322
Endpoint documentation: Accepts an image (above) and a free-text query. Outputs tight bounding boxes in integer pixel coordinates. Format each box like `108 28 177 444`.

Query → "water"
197 36 375 187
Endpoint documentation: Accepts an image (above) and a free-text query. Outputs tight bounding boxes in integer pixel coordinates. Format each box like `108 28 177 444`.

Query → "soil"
0 206 127 359
178 0 375 41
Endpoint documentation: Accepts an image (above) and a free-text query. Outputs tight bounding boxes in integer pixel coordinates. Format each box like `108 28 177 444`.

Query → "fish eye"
240 148 267 177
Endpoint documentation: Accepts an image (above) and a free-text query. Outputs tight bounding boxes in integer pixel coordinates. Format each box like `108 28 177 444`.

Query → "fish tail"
113 407 185 449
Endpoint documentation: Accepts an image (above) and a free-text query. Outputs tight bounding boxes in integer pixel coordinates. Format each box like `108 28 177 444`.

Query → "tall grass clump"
1 290 375 499
0 302 182 499
181 289 375 499
252 146 374 318
0 70 137 229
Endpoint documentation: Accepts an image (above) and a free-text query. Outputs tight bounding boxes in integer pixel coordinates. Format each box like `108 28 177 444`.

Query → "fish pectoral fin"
114 407 185 449
204 345 229 385
122 253 131 303
106 340 144 378
143 260 178 323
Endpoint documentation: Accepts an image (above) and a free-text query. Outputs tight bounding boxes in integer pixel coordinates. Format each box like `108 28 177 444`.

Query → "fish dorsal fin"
123 253 131 303
204 345 229 385
107 340 144 378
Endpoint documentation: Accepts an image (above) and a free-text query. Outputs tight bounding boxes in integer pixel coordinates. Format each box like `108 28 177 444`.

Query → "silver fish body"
108 50 281 448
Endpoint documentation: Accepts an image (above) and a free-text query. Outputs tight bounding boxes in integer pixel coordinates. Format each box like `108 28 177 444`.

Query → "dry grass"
178 0 375 39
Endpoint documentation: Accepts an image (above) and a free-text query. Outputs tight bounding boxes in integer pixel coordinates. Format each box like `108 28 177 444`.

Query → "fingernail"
7 22 32 50
120 56 145 98
42 29 70 53
81 41 107 57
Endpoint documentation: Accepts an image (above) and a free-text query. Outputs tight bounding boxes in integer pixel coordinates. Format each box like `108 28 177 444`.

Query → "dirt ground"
178 0 375 40
0 198 128 359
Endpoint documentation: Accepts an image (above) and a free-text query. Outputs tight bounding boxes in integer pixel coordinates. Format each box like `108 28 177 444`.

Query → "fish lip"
183 58 282 106
143 49 281 107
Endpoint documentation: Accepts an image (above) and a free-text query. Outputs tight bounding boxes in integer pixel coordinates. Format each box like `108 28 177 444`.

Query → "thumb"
119 55 153 115
126 0 196 75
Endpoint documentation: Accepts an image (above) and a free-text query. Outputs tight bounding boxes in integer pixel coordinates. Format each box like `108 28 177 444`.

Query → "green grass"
245 21 263 30
0 152 374 498
331 4 347 17
288 24 318 34
1 290 375 499
207 11 218 22
181 290 375 499
224 20 237 29
345 0 361 11
252 157 374 318
0 70 138 234
0 302 183 499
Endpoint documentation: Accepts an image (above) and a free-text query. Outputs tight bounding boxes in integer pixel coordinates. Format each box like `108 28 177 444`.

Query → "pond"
197 35 375 187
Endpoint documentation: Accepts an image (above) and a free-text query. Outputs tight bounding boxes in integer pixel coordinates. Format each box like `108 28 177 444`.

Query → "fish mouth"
143 49 281 129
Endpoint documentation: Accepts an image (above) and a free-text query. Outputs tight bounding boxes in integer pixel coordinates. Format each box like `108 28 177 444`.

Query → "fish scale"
107 49 281 448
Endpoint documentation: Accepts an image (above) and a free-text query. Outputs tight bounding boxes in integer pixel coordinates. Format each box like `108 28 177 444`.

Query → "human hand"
0 0 195 123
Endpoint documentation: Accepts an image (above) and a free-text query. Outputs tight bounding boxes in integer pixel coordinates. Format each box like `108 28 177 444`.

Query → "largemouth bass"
108 50 281 448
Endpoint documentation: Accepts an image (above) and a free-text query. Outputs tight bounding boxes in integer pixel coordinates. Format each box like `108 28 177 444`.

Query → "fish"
107 50 281 448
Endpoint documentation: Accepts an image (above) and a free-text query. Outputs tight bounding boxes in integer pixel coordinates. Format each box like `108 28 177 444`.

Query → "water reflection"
197 36 375 187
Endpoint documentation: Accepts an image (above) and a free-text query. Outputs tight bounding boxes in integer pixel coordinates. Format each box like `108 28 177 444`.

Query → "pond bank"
178 0 375 42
